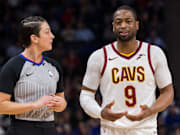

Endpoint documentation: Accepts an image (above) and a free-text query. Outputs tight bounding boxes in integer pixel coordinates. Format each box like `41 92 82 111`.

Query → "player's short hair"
19 16 46 48
113 5 138 21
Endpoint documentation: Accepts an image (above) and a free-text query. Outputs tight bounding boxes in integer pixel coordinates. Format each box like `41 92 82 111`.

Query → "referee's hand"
101 100 127 122
33 96 53 109
47 94 67 112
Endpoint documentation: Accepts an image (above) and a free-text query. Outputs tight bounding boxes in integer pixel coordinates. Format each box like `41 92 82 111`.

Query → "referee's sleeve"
0 61 18 95
56 64 64 93
51 59 64 93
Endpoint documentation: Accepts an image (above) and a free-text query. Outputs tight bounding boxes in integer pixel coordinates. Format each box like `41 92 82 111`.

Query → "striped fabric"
0 55 63 121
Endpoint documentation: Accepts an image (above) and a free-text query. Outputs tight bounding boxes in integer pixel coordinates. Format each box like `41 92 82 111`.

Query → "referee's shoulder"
3 55 24 67
44 56 62 70
0 55 25 73
44 56 59 65
7 55 22 63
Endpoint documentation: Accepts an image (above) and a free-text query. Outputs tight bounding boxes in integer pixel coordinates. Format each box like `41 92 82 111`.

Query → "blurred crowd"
0 0 179 135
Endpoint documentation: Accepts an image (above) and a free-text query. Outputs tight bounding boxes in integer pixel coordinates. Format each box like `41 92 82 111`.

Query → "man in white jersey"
79 5 174 135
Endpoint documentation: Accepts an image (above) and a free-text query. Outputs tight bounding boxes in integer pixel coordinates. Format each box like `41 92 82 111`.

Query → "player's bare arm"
150 84 174 113
126 84 174 121
101 100 127 121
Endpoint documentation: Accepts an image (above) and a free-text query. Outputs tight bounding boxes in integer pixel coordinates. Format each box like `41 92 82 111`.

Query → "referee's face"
37 21 55 52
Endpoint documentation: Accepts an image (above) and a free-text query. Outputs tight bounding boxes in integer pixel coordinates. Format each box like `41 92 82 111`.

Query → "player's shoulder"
142 41 167 61
150 44 163 52
142 41 164 53
89 42 112 58
150 44 165 56
88 48 104 60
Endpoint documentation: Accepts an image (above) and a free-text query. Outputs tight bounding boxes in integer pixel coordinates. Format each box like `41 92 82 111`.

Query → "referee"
0 16 67 135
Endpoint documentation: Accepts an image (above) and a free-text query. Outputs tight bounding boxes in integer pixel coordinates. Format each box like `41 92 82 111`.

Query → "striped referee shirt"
0 54 63 121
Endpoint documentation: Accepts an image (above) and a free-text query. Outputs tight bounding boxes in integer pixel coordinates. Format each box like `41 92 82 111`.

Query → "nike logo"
136 54 145 60
26 73 33 77
108 57 118 61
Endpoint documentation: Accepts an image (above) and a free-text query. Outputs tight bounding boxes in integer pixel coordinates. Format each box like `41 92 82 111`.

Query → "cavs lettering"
111 66 145 84
110 66 145 107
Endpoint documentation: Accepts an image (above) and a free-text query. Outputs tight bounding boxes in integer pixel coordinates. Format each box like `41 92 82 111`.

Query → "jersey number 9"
124 85 136 107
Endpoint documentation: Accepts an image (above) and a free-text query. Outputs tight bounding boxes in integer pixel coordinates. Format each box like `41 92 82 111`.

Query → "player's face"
37 21 55 52
112 10 139 42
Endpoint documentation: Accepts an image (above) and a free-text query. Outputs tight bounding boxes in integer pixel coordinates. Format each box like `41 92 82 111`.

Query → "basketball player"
80 5 174 135
0 16 67 135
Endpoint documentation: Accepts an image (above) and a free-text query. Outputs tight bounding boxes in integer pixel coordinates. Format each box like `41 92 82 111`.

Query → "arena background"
0 0 179 135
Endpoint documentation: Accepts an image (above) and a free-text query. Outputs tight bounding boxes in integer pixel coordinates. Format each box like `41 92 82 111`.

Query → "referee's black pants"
6 119 58 135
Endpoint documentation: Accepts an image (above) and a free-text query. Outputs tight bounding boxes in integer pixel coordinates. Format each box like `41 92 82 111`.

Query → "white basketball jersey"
100 41 157 129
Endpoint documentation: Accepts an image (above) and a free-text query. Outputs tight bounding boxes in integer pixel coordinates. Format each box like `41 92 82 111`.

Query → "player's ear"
112 22 115 32
136 21 139 31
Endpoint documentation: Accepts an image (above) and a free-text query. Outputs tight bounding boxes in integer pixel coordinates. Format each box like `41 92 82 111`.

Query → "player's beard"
115 30 137 42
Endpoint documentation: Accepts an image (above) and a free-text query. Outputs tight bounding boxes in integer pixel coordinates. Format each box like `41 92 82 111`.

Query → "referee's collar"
19 54 44 66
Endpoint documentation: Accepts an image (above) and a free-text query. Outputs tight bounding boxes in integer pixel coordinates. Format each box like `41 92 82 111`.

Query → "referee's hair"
19 16 46 48
113 5 138 21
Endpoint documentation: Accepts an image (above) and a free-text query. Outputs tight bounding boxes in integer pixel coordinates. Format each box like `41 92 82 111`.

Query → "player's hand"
47 94 67 112
33 95 53 109
126 105 152 121
101 100 127 122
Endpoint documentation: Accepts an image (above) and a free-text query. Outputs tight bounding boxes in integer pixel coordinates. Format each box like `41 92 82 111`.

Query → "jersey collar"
19 54 44 66
111 40 142 59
